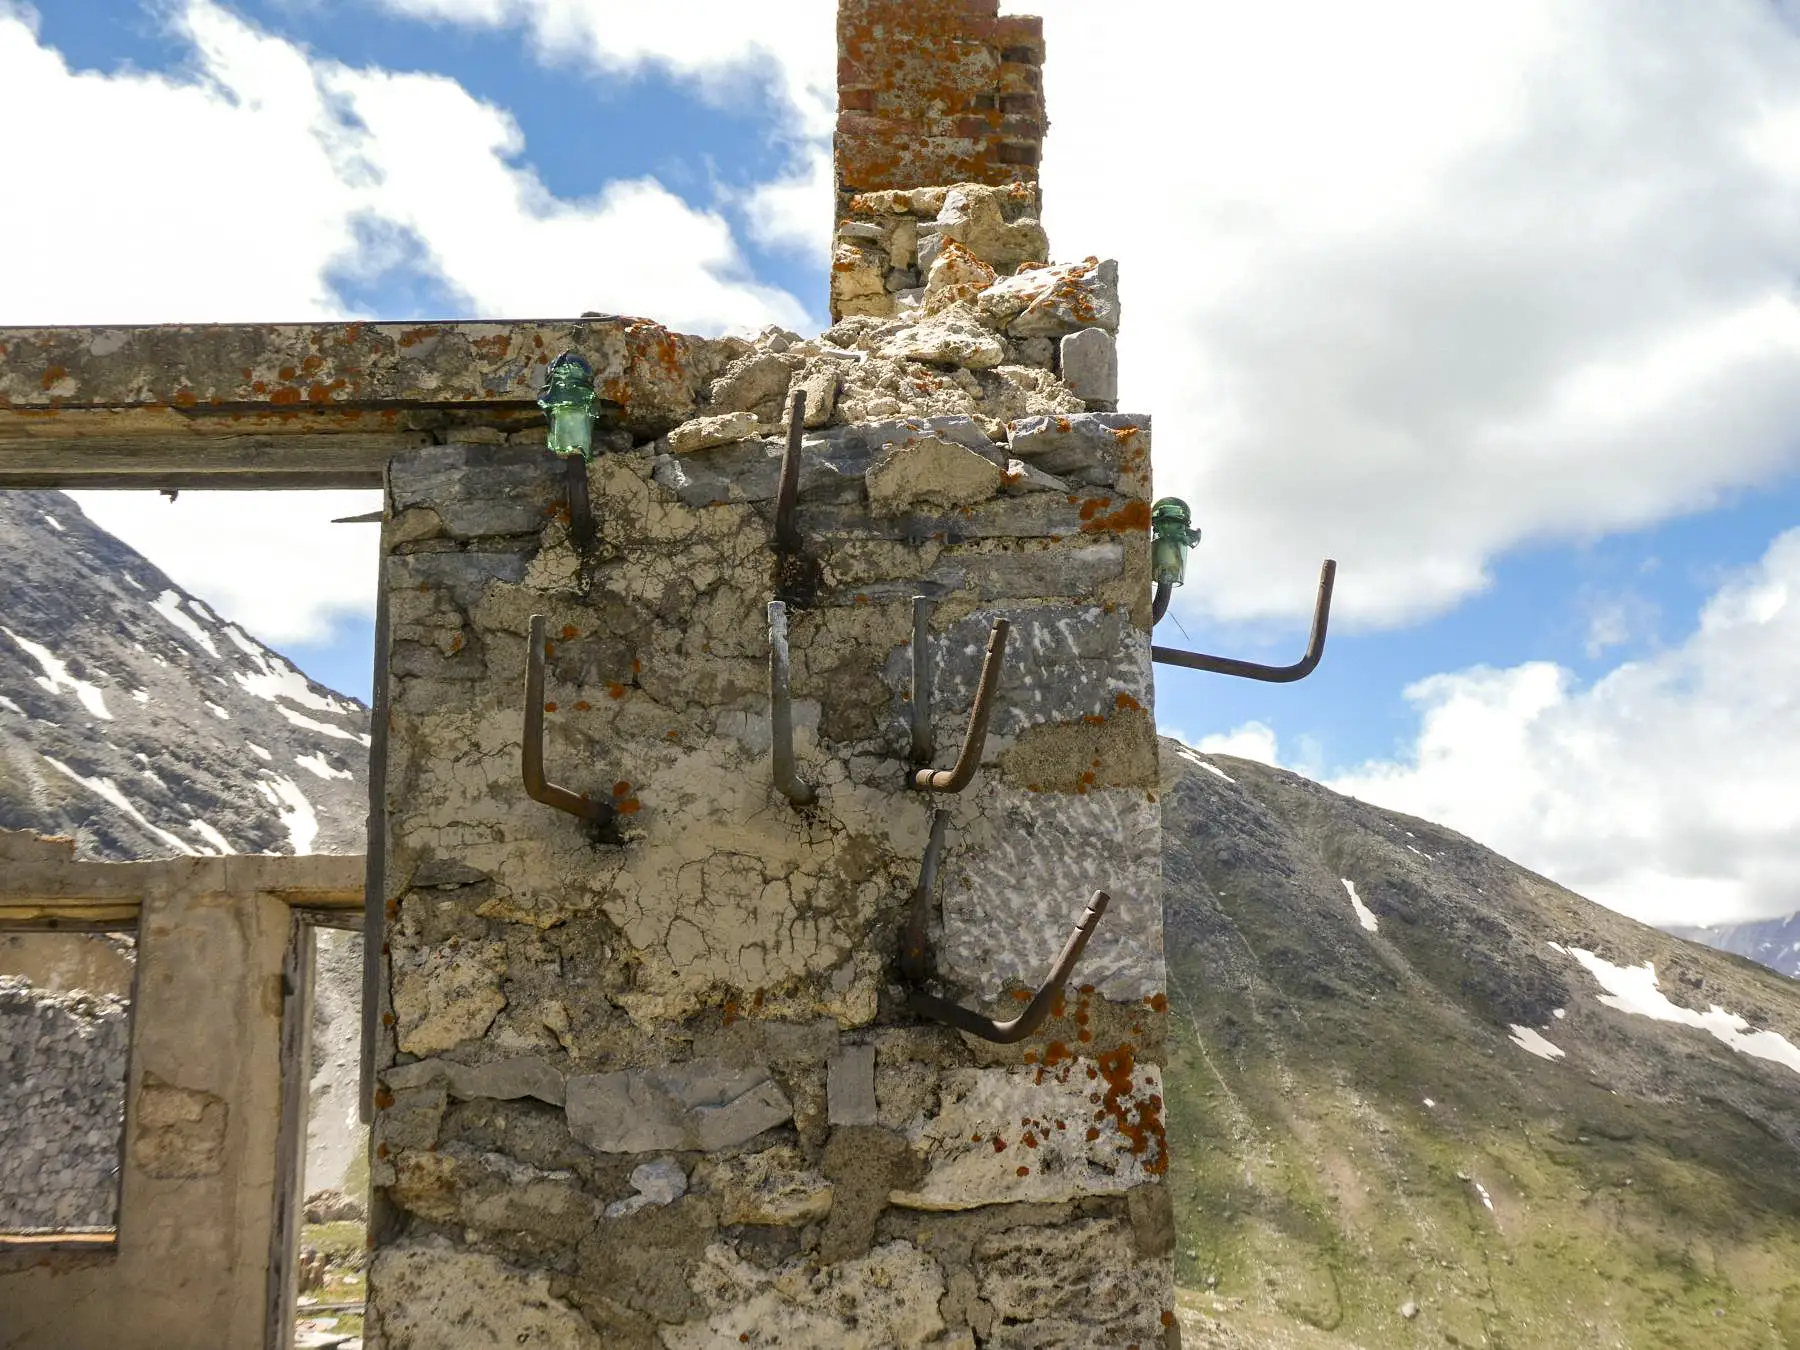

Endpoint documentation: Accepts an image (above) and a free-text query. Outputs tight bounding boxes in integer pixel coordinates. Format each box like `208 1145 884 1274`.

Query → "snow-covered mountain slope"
0 491 368 859
1669 912 1800 979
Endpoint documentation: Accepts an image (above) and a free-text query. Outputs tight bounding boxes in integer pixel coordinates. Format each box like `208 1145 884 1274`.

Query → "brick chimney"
834 0 1047 222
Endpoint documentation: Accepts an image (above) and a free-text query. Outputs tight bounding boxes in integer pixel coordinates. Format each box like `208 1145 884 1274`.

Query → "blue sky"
8 0 1800 927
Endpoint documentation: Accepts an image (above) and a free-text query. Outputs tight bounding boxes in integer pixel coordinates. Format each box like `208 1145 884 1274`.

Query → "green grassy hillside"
1159 743 1800 1349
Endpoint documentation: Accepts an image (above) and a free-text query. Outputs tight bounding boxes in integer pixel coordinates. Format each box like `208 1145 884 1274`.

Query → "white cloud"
1327 529 1800 926
69 490 382 647
1013 0 1800 630
0 0 807 332
373 0 837 136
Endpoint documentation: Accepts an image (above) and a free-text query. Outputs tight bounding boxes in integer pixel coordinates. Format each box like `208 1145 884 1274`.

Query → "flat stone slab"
566 1061 793 1153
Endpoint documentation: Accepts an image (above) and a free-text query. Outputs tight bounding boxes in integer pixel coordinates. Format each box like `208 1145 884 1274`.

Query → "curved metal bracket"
768 600 817 806
897 809 950 985
905 891 1111 1044
1151 580 1173 624
912 616 1009 792
523 615 616 825
1152 559 1337 683
773 389 806 556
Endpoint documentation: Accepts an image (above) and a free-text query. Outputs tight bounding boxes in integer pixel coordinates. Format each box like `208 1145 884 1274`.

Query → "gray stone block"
827 1043 878 1126
566 1062 793 1153
1058 329 1117 406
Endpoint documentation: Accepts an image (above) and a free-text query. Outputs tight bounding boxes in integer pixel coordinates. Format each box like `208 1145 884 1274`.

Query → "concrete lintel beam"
0 317 729 487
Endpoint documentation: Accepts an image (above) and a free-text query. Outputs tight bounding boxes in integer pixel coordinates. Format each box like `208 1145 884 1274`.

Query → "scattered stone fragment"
932 183 1049 275
708 353 792 414
667 411 760 454
875 311 1006 370
978 257 1121 337
604 1157 689 1219
923 239 997 313
828 1043 878 1126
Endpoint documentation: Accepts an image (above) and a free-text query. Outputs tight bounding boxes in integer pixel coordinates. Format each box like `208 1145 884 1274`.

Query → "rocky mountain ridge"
1669 913 1800 980
0 490 369 859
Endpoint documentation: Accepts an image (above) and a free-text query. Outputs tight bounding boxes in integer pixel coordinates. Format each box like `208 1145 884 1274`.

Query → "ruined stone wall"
0 976 129 1232
369 320 1173 1347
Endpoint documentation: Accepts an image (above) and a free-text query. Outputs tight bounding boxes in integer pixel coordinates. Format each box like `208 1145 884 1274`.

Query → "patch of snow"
295 752 354 782
246 741 273 762
225 636 358 715
1173 744 1236 783
42 514 63 532
189 599 220 624
206 702 230 720
121 575 144 591
1553 1008 1566 1019
275 704 366 744
1554 944 1800 1078
131 689 149 704
1473 1181 1494 1211
149 589 220 657
1405 844 1427 858
39 755 197 855
0 695 21 715
1508 1025 1566 1061
263 774 319 854
1423 1098 1436 1108
1341 878 1379 933
3 627 112 721
188 820 235 855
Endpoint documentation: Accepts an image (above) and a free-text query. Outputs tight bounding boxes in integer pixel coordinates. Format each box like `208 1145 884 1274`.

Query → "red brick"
840 87 878 113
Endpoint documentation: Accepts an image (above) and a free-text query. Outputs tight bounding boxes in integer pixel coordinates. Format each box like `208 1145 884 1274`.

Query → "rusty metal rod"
523 615 615 824
1152 559 1336 683
906 891 1111 1044
774 389 806 554
565 455 596 550
909 595 934 764
913 618 1008 793
768 601 817 806
1151 580 1173 624
897 808 950 985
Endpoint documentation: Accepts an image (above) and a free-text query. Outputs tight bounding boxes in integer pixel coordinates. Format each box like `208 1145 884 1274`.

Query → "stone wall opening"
0 928 134 1242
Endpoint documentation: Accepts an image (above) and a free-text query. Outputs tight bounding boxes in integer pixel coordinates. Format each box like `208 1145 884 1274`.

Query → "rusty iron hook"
905 892 1111 1044
773 389 806 555
897 808 950 985
523 615 616 825
912 616 1009 793
1152 559 1337 683
768 600 817 806
908 595 935 765
1151 580 1174 624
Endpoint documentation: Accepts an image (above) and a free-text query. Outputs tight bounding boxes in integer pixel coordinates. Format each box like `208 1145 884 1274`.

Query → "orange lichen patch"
1080 716 1105 728
611 781 631 797
560 625 579 639
381 1012 395 1027
607 682 627 700
751 990 765 1011
1022 1132 1038 1148
573 700 591 711
991 1135 1008 1153
170 388 197 408
632 658 642 674
1162 1310 1177 1328
1011 988 1032 1003
1077 496 1112 521
1042 1040 1073 1067
1016 1166 1030 1177
1080 498 1152 536
448 634 464 653
269 386 302 405
277 366 297 381
1077 1028 1092 1043
39 365 67 390
471 332 512 361
1147 993 1168 1014
1095 1043 1167 1172
301 354 324 374
543 641 556 657
616 797 642 815
1114 692 1144 712
722 999 739 1027
396 326 440 348
1085 1127 1100 1142
1022 1050 1038 1064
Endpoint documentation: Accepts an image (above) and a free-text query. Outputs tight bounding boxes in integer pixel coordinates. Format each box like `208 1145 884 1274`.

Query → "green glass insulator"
1150 497 1202 587
538 352 598 460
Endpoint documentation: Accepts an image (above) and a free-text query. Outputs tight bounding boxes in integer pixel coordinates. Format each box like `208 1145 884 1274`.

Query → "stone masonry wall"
0 975 129 1232
368 321 1172 1347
